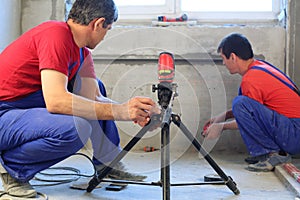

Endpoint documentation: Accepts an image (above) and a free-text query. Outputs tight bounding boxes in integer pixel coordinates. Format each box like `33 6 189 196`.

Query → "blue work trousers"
232 96 300 157
0 80 120 182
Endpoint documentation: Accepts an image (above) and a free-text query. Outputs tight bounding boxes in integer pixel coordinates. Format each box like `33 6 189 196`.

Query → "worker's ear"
93 17 106 31
230 53 237 62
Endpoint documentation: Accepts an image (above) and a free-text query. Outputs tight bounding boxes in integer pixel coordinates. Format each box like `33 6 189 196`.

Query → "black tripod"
87 82 240 199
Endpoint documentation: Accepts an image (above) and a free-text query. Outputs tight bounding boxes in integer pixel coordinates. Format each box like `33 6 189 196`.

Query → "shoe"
96 162 147 182
0 173 37 198
246 153 292 172
244 154 269 164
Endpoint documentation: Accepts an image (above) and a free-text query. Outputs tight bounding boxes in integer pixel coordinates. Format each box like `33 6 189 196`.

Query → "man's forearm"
222 119 238 130
48 92 121 120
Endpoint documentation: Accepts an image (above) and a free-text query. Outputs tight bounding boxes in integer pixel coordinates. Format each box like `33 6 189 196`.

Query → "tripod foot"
171 114 240 195
225 176 240 195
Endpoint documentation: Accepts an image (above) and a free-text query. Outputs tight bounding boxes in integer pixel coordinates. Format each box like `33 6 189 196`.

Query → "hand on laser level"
126 97 160 127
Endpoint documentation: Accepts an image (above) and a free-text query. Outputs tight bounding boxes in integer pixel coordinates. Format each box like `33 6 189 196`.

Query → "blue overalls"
232 61 300 157
0 49 120 182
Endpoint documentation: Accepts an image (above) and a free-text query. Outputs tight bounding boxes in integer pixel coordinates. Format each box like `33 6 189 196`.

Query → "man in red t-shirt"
0 0 159 197
202 33 300 172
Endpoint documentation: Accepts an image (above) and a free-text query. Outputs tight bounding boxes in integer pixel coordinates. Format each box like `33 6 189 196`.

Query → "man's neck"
240 58 255 76
67 19 87 48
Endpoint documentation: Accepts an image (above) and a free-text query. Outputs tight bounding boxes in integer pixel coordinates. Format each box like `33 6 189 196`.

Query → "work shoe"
70 162 146 190
246 153 292 172
0 173 37 198
244 154 269 164
96 162 147 181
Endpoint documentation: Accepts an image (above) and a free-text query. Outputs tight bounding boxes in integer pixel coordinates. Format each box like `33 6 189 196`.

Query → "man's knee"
58 117 92 151
232 96 265 118
232 96 249 116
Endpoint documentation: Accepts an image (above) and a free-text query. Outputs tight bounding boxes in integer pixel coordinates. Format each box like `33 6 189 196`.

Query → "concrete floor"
1 149 299 200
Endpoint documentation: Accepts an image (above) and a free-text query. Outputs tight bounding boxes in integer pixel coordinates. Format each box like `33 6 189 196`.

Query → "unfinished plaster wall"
20 0 286 155
92 26 285 155
0 0 21 52
287 0 300 86
21 0 65 32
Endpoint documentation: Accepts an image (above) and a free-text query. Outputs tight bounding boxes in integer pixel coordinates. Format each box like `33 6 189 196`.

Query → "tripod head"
152 82 178 109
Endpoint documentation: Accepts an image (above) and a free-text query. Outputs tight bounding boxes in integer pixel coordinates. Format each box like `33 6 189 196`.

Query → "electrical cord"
0 153 96 200
32 152 96 187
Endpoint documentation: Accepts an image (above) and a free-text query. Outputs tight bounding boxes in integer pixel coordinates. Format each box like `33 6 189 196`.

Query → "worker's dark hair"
217 33 254 60
68 0 118 28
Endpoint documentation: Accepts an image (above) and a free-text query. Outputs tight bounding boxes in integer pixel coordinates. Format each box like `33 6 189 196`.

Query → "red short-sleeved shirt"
241 60 300 118
0 21 96 101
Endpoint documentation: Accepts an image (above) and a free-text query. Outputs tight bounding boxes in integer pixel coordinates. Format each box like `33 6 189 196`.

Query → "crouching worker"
0 0 160 198
202 33 300 172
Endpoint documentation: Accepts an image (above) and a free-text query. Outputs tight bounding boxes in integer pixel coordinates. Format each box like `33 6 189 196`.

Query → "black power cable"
0 153 96 200
32 153 96 187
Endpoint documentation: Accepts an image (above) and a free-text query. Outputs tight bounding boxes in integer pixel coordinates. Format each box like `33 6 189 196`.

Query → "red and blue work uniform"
233 59 300 157
0 21 120 182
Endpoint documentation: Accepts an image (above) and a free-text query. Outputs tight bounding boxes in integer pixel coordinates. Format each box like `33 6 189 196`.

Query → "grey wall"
287 0 300 86
21 0 65 32
0 0 21 52
92 26 285 155
18 0 293 156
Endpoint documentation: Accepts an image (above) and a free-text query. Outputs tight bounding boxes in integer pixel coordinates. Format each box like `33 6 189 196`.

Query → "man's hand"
201 110 236 140
120 97 161 127
202 123 224 139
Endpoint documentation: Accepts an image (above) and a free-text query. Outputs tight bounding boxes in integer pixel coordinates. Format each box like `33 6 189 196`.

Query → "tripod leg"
171 114 240 195
87 115 160 193
161 124 171 200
